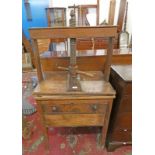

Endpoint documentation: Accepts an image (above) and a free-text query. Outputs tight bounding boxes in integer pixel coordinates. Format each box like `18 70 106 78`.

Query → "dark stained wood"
29 26 117 39
107 141 132 151
107 65 132 151
110 128 131 142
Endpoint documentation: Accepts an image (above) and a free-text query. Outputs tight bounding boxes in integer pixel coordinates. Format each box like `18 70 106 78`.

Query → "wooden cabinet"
106 65 132 151
33 71 115 148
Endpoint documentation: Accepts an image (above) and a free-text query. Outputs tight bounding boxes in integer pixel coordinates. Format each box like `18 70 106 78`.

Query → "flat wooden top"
111 65 132 81
33 71 115 97
40 48 132 58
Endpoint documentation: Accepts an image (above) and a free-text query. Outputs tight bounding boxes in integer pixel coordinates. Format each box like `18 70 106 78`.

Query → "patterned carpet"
22 71 132 155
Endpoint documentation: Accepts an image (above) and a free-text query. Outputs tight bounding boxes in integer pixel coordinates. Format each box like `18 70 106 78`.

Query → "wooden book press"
29 26 117 151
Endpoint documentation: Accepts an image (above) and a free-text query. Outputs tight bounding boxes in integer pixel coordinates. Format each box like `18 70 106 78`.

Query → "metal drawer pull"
52 106 57 111
123 142 127 145
91 105 98 111
123 129 128 132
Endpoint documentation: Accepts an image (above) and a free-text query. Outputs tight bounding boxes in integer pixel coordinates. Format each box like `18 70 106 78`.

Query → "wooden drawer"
40 100 108 114
44 114 105 127
110 128 132 142
115 112 132 129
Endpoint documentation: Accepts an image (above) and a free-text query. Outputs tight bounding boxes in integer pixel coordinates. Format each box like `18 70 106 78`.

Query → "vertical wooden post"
31 39 43 82
100 101 113 146
108 0 116 25
46 9 51 27
117 0 127 33
104 37 113 81
97 0 100 25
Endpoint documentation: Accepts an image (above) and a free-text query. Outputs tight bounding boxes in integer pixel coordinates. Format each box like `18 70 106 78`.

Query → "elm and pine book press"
29 26 117 150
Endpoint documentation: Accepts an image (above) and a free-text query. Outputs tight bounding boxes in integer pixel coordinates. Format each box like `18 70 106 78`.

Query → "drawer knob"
91 105 98 111
123 129 128 132
123 142 127 145
52 106 57 111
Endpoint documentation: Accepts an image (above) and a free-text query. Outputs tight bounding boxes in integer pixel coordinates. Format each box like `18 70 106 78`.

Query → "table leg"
99 102 113 147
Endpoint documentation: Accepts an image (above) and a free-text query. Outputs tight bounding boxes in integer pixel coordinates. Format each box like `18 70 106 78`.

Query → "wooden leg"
99 102 113 147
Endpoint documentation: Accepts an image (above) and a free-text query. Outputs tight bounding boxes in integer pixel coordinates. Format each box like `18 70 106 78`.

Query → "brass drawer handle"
91 104 98 111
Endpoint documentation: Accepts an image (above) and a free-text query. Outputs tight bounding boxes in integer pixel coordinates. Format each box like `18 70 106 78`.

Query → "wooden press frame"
29 26 117 82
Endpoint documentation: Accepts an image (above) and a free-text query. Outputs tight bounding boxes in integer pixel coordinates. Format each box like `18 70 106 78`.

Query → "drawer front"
40 100 108 114
115 112 132 129
44 114 105 127
110 128 132 142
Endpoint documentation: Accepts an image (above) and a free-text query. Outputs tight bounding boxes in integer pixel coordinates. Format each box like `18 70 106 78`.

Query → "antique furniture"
107 65 132 151
30 26 117 149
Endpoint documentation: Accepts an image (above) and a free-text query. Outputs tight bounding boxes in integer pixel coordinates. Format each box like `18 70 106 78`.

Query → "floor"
22 71 132 155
